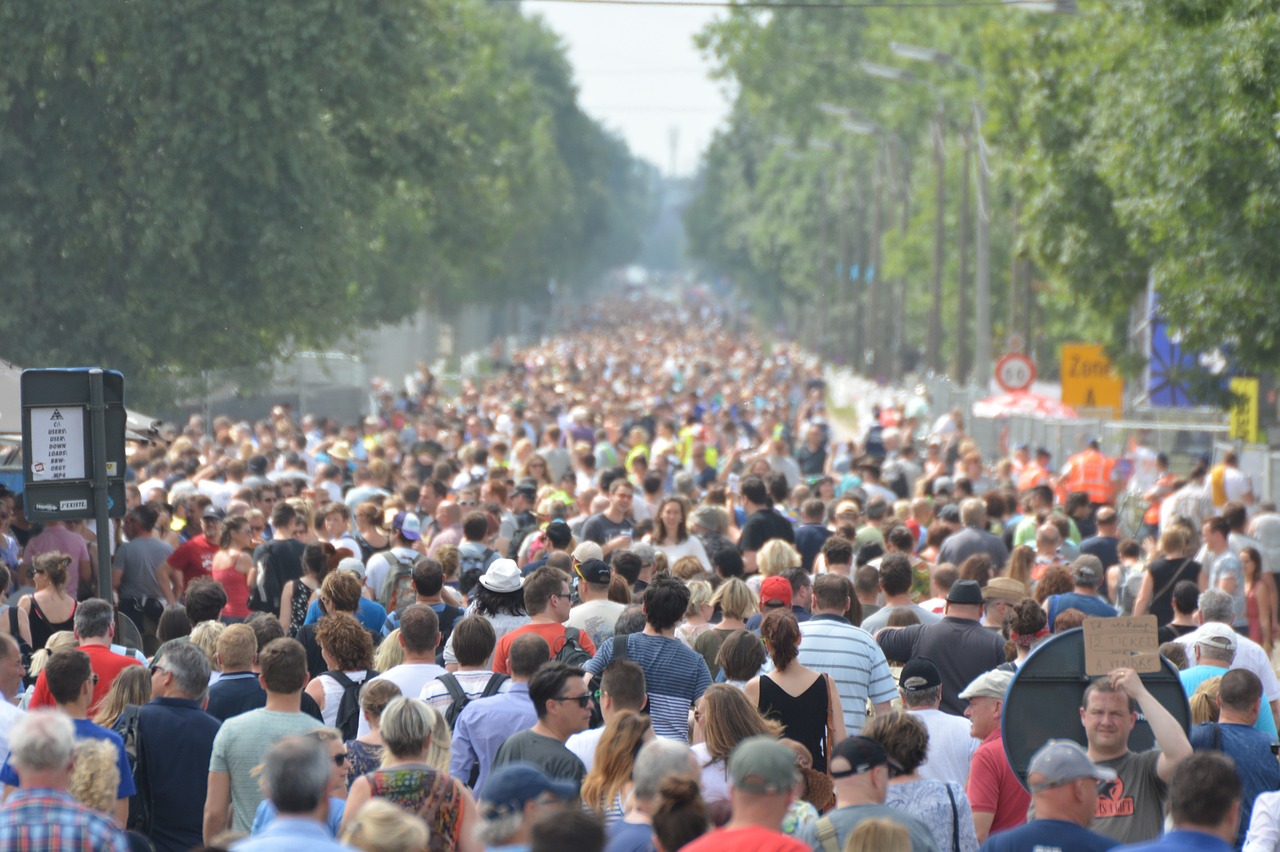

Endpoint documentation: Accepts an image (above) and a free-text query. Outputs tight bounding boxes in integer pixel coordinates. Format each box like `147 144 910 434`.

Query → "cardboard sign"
1083 616 1160 676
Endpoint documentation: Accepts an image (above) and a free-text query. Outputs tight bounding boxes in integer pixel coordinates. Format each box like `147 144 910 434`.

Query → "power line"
505 0 1056 10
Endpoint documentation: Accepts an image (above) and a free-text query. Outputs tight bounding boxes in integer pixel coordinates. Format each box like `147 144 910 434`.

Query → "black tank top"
1146 557 1200 626
27 596 76 651
758 673 829 771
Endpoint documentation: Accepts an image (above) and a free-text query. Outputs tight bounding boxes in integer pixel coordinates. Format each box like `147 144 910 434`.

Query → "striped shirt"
584 632 712 741
798 614 897 733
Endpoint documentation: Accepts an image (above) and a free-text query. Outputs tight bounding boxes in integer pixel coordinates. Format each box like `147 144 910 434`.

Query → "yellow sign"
1060 344 1124 416
1230 377 1260 443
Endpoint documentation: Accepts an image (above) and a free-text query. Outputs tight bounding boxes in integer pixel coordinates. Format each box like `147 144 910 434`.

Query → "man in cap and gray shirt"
898 657 980 785
876 580 1008 715
797 735 939 851
978 739 1119 851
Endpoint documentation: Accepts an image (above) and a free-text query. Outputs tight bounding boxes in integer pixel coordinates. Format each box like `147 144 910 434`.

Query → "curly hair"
321 570 364 613
68 739 120 814
863 712 929 776
316 611 374 671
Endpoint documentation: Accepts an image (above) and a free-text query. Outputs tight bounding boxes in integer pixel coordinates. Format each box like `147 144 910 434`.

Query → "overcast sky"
529 0 732 177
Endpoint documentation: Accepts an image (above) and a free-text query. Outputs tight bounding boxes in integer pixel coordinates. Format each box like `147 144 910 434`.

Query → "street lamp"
889 40 992 393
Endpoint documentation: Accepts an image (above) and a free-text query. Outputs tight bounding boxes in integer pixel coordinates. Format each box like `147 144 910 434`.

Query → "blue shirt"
980 818 1118 851
0 788 129 852
1180 668 1278 739
137 696 222 852
0 717 135 799
230 816 349 851
585 632 711 741
1047 592 1117 625
451 682 537 793
606 819 656 852
303 596 387 633
1188 722 1280 847
1117 828 1234 852
252 796 345 837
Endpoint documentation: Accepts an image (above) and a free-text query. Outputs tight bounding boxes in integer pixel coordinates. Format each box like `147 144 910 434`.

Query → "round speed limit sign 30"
995 353 1036 393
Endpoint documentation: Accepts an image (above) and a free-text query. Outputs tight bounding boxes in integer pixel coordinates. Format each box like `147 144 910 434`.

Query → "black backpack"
437 671 509 730
553 626 594 669
323 669 379 740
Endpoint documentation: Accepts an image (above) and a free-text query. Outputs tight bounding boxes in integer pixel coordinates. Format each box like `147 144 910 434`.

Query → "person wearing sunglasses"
490 661 592 794
250 727 351 841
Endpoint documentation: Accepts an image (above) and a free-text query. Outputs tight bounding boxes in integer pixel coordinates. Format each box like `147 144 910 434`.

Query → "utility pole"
956 128 972 383
928 109 946 375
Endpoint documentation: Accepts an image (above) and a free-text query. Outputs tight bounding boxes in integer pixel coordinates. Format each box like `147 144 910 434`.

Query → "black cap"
899 657 942 692
248 455 268 475
514 479 538 500
938 504 961 523
576 558 612 585
202 507 226 521
829 736 890 778
946 579 985 605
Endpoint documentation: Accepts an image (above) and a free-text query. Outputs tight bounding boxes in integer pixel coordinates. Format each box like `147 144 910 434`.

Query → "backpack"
378 551 418 613
437 671 509 730
458 546 497 591
588 633 633 728
113 704 152 834
508 513 540 562
324 669 379 740
553 626 593 669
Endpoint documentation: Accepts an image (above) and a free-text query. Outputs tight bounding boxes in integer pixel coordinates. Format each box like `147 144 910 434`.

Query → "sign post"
21 369 126 602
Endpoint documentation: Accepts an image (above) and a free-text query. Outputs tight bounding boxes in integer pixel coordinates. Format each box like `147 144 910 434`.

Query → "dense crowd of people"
0 295 1277 851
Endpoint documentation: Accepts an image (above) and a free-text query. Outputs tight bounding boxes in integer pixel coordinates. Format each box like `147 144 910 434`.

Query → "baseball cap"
572 541 604 564
983 577 1027 603
1195 622 1238 653
202 507 226 522
480 763 577 813
513 479 539 501
1027 739 1117 792
728 736 799 794
959 669 1014 701
899 657 942 692
576 558 612 586
937 503 961 523
934 477 956 497
946 579 985 606
392 511 422 541
1070 555 1104 587
336 557 366 580
760 576 793 608
829 736 891 779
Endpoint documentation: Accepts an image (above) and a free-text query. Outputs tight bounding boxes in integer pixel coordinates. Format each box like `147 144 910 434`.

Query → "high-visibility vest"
1144 472 1177 525
1061 449 1115 504
1018 464 1050 491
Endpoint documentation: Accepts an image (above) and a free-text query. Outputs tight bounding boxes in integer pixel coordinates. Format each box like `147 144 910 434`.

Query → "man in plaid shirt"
0 709 128 851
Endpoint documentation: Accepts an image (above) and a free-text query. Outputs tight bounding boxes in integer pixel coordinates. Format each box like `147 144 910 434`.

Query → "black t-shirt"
738 508 796 553
580 513 633 545
250 538 305 613
877 617 1007 715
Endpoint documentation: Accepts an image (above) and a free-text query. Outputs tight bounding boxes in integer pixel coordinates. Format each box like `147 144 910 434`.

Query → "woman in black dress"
1133 525 1202 627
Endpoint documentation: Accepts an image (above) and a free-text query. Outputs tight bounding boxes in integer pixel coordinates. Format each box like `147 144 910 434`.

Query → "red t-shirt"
167 534 219 588
28 643 143 715
683 825 808 852
491 621 596 675
967 729 1031 835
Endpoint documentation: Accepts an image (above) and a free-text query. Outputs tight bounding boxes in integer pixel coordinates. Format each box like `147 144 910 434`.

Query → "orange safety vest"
1018 464 1050 492
1144 472 1177 525
1060 449 1115 505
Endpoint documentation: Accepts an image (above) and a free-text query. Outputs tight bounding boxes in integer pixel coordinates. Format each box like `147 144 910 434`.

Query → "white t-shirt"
365 546 418 598
0 699 24 769
566 726 606 774
691 742 731 805
357 662 447 736
566 600 627 648
907 707 980 786
654 537 710 572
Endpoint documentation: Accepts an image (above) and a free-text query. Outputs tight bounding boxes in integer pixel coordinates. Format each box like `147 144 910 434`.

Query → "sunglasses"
333 753 347 767
149 663 167 675
551 693 592 709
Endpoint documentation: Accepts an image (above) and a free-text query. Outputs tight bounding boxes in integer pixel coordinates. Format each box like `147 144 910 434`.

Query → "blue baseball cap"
480 763 577 814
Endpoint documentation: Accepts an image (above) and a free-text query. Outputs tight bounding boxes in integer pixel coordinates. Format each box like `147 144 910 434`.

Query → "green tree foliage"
0 0 654 404
688 0 1280 388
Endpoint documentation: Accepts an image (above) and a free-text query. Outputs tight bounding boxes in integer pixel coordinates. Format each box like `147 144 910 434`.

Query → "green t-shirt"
209 707 324 832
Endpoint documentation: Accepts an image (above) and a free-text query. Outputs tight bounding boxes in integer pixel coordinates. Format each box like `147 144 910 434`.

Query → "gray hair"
689 506 727 535
73 599 114 640
477 811 524 846
157 640 212 701
1198 588 1236 624
632 738 696 800
960 498 986 529
10 710 76 772
1196 641 1236 664
630 542 656 568
264 736 331 815
673 472 696 497
900 685 942 709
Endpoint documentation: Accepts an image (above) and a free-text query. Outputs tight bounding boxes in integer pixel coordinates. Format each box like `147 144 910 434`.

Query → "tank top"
1145 556 1200 627
213 561 251 620
364 764 464 852
758 673 830 772
289 578 318 637
27 595 76 651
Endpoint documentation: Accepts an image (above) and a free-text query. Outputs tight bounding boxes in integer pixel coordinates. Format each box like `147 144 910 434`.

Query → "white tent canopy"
0 359 164 442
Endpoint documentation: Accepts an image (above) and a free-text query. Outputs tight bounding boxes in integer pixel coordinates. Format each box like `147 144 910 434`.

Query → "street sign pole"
88 370 112 602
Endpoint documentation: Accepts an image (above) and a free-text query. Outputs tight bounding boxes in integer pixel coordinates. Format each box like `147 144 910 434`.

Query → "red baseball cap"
760 575 793 608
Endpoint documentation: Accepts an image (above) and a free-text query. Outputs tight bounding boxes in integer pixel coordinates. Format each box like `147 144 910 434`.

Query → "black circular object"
1001 627 1191 791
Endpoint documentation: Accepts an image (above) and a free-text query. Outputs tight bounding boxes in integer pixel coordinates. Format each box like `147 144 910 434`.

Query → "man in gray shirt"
860 554 942 633
111 504 175 654
798 735 939 851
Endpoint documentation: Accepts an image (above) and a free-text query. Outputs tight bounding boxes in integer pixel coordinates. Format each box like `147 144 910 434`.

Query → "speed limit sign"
995 353 1036 393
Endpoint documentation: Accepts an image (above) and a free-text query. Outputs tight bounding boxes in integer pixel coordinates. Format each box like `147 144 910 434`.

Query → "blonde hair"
340 798 429 851
380 697 451 771
757 540 801 577
844 817 910 852
1190 676 1223 725
373 629 406 672
684 580 713 617
68 739 120 815
190 621 227 671
671 557 705 582
92 665 151 729
28 631 77 678
710 578 757 622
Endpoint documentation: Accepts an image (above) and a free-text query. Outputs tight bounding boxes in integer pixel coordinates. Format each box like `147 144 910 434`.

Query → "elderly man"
230 736 346 851
979 739 1119 851
1175 588 1280 733
898 657 979 786
963 669 1028 843
474 763 577 851
797 735 939 851
605 738 700 851
0 711 128 850
937 498 1009 569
